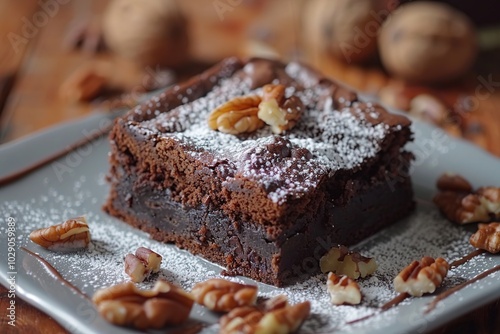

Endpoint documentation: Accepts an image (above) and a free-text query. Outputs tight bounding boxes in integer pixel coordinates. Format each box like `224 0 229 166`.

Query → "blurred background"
0 1 499 333
0 0 499 157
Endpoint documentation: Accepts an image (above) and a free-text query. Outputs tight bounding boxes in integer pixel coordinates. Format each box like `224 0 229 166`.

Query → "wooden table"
1 1 499 333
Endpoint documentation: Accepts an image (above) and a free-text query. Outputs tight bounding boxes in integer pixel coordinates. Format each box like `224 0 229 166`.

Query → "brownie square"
104 58 414 286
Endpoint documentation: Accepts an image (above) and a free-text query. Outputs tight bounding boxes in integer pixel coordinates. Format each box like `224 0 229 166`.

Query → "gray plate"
1 107 499 334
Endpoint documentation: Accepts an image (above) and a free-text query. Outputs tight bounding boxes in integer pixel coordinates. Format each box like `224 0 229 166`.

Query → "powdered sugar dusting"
2 173 499 333
128 64 396 204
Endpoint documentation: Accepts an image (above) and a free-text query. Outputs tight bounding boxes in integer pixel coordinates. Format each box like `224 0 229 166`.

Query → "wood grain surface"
1 1 499 333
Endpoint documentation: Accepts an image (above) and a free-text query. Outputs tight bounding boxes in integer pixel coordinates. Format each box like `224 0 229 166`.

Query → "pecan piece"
60 65 109 102
124 254 148 283
256 301 310 334
29 217 90 251
219 298 309 334
191 278 257 312
124 247 163 283
394 257 449 297
477 187 500 218
319 245 377 279
208 96 264 134
93 280 194 329
408 94 448 126
219 295 289 334
220 306 264 334
262 294 289 312
327 272 362 305
433 174 500 224
470 222 500 253
436 173 473 193
257 84 303 134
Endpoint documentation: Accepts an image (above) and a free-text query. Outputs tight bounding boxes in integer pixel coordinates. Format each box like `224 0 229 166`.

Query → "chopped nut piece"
408 94 448 125
433 174 500 224
319 245 377 279
262 295 289 312
124 254 148 283
60 65 109 102
378 85 411 111
435 192 487 223
135 247 162 273
255 301 310 334
436 173 473 193
29 217 90 251
477 187 500 218
191 278 257 312
470 222 500 253
219 299 310 334
219 295 289 334
93 280 194 329
220 306 264 334
257 84 303 134
208 96 264 134
326 272 361 305
433 191 490 224
124 247 163 282
208 84 303 135
394 257 449 297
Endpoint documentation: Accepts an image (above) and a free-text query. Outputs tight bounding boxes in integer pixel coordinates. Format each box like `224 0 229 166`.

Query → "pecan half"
256 301 310 334
219 298 309 334
220 306 264 334
191 278 258 312
327 272 361 305
29 217 90 251
319 245 377 279
470 222 500 253
257 84 303 134
433 174 500 224
208 96 264 134
92 280 194 329
394 257 449 297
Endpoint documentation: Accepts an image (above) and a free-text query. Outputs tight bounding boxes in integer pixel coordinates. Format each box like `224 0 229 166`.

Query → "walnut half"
92 280 194 330
29 216 91 251
319 245 377 279
394 257 449 297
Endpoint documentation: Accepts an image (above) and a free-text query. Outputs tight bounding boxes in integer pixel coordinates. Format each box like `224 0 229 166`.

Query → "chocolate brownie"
104 57 415 286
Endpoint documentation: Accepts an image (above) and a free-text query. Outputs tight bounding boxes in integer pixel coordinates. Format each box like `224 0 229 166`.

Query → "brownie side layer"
105 162 414 286
104 57 416 285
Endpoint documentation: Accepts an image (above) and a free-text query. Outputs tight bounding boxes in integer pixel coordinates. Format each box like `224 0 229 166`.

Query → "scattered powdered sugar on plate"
2 172 499 334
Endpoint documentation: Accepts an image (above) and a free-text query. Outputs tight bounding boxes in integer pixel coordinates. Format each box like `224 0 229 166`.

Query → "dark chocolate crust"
104 57 415 286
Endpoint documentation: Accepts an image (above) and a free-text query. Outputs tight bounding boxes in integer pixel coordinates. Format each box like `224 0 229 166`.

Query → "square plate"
1 107 499 334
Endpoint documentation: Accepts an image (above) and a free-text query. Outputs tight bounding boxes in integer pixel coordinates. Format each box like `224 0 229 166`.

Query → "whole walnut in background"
102 0 189 68
378 2 477 84
304 0 397 64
